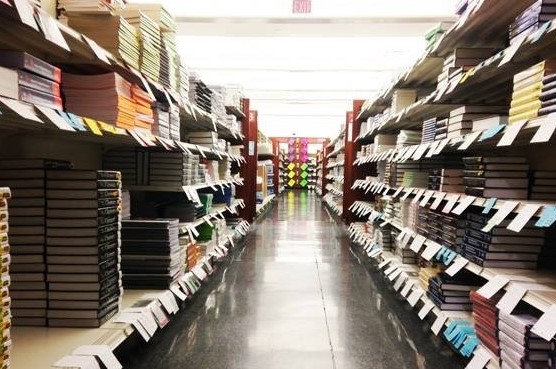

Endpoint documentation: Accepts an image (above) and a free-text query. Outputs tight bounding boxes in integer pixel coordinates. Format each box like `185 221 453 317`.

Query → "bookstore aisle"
120 191 464 369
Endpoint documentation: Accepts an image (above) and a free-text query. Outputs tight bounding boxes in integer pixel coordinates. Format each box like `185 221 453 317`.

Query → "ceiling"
129 0 456 138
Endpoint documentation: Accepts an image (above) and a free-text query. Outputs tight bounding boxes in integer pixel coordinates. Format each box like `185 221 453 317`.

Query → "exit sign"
292 0 311 14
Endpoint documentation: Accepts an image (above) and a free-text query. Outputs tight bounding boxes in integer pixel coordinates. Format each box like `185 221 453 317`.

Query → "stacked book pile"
422 118 438 143
425 22 453 51
121 219 184 289
396 130 421 147
394 231 417 264
148 152 200 187
391 89 417 114
45 170 122 328
400 170 429 188
131 84 154 131
509 0 556 44
434 118 449 140
438 48 494 90
426 271 483 311
65 15 140 71
223 85 244 110
0 187 10 365
509 60 556 124
184 237 201 272
470 291 502 358
0 159 71 326
0 51 62 110
209 86 228 124
429 168 465 193
462 211 545 269
188 74 212 114
63 72 136 129
121 11 162 83
122 3 178 89
179 64 190 102
448 106 508 138
187 132 219 149
416 206 429 240
152 103 170 138
103 148 140 186
498 311 553 369
373 134 397 154
121 189 130 219
530 171 556 201
169 105 180 141
463 157 529 199
377 226 393 252
426 208 465 252
418 267 439 290
162 201 201 223
57 0 126 15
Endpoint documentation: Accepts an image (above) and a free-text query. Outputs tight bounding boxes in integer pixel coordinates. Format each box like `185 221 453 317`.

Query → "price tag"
451 196 476 215
411 189 425 204
378 259 392 270
53 356 101 369
400 280 414 298
418 300 435 320
433 138 450 155
507 203 541 232
393 275 406 291
499 36 526 66
531 113 556 143
442 194 460 214
426 141 440 157
431 313 448 336
170 284 187 301
419 190 435 207
445 256 469 277
482 198 497 214
430 192 446 210
388 268 403 281
464 347 491 369
392 187 404 198
458 131 482 150
401 188 414 201
73 345 122 369
481 201 519 233
496 284 528 314
535 205 556 228
498 120 527 146
479 124 505 141
421 241 442 261
407 288 424 307
531 305 556 341
476 275 510 299
409 234 426 253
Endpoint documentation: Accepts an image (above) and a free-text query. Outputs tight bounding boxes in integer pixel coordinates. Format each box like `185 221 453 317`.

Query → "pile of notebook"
438 48 494 89
434 118 449 140
426 271 483 311
0 51 62 110
416 206 429 240
169 105 180 141
179 64 190 102
121 219 184 289
396 130 421 147
63 72 136 129
148 151 200 187
429 168 465 193
187 132 220 150
208 86 227 124
64 15 140 71
57 0 126 14
189 74 212 114
399 169 429 188
509 0 556 44
45 170 122 328
131 84 154 132
463 157 529 199
462 211 545 269
103 148 140 186
472 115 509 132
121 10 162 83
391 89 417 114
425 22 453 51
0 187 10 364
470 291 502 358
530 171 556 201
152 103 170 138
0 159 71 326
184 236 201 271
425 208 465 252
448 106 508 138
499 311 553 369
373 134 397 154
509 60 556 124
422 118 438 143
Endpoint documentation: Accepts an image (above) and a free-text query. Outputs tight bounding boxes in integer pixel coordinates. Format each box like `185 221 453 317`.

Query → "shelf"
349 200 556 316
256 194 276 215
11 225 249 369
325 184 343 197
225 106 246 120
326 161 344 169
327 127 345 149
126 178 245 193
326 145 345 158
323 193 343 216
178 200 245 234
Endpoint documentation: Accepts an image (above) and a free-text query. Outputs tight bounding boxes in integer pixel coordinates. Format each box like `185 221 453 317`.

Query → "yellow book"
509 110 539 124
513 61 546 84
511 91 542 108
512 84 542 102
509 100 542 117
513 73 544 92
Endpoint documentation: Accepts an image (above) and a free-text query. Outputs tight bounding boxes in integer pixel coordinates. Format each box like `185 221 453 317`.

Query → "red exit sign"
292 0 311 14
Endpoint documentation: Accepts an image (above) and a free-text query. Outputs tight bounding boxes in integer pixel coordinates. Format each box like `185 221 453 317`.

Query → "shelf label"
451 195 476 215
400 280 414 298
498 120 527 146
442 194 460 214
507 203 541 232
476 275 510 299
418 300 435 320
421 241 442 261
431 313 447 336
458 131 482 150
531 113 556 143
496 284 527 314
499 36 526 66
409 234 426 253
464 347 491 369
481 201 519 233
407 288 424 307
445 256 469 277
73 345 122 369
531 305 556 341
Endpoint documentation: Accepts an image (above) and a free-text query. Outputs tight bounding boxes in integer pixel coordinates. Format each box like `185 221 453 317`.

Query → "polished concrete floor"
120 191 465 369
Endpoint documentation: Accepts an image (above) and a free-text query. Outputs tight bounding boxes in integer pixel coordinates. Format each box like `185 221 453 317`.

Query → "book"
0 51 61 82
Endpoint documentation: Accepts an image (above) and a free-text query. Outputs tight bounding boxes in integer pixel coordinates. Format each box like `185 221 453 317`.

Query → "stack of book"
0 51 62 110
394 232 417 264
472 115 509 132
462 157 529 199
0 159 71 326
462 211 545 269
434 118 449 140
418 267 439 290
57 0 126 15
188 74 212 114
429 168 465 193
121 11 162 83
530 171 556 201
131 84 154 132
498 311 553 369
422 118 438 143
509 0 556 44
438 48 494 89
400 170 429 188
0 187 10 365
396 130 421 147
448 106 508 138
121 219 184 289
391 89 417 114
187 132 219 149
103 148 140 186
209 86 227 124
169 105 180 141
508 60 556 124
426 271 483 311
65 15 140 71
470 291 502 358
122 190 131 219
416 206 429 240
152 103 170 138
179 64 190 102
63 72 136 129
373 134 397 153
148 152 199 187
45 170 122 328
426 208 465 252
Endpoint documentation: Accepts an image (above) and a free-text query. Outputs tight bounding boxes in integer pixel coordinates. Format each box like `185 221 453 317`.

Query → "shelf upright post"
238 100 258 222
271 138 280 195
342 100 365 224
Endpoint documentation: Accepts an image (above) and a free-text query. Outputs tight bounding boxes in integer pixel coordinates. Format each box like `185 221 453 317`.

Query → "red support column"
342 100 365 224
238 100 258 222
271 138 280 195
